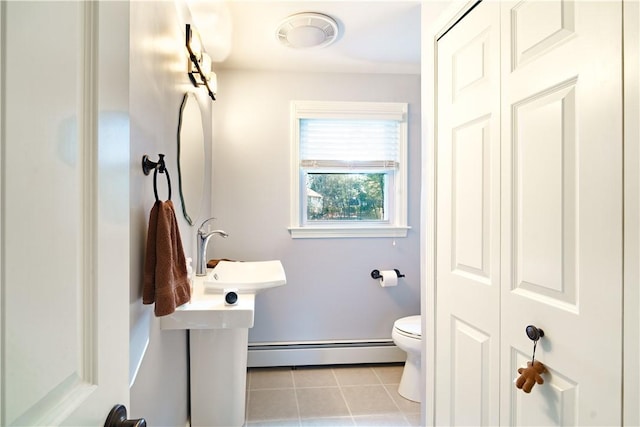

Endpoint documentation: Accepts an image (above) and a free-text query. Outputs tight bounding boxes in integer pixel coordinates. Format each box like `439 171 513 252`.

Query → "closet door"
499 1 623 425
435 2 501 425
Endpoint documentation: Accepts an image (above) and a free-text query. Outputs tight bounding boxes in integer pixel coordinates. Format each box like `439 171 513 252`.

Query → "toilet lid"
394 315 421 337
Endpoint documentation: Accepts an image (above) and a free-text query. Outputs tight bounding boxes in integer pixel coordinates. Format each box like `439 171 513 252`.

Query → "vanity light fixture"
186 23 216 101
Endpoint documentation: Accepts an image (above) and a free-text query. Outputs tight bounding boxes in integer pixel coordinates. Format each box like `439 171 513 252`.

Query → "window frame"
289 100 410 238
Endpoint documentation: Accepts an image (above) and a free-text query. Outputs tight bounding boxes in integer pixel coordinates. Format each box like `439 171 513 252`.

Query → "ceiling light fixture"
276 12 339 49
186 24 216 101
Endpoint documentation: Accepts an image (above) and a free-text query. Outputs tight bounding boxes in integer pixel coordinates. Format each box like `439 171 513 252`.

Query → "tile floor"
245 364 421 426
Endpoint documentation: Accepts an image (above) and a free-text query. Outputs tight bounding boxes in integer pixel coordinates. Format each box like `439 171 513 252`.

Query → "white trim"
128 307 151 388
289 225 410 239
290 100 409 238
247 340 405 367
0 2 4 424
80 0 99 387
293 100 407 121
623 0 640 425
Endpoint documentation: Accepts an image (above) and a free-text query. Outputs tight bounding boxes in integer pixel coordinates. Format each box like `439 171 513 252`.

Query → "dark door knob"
104 404 146 427
525 325 544 342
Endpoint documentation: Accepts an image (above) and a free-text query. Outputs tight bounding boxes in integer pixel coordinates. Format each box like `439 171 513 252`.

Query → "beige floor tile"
333 366 381 386
296 387 351 419
383 385 420 414
246 420 301 427
247 389 299 422
352 414 410 426
294 367 339 388
300 416 355 426
372 364 404 385
404 413 423 426
341 385 400 416
250 367 294 390
245 364 420 427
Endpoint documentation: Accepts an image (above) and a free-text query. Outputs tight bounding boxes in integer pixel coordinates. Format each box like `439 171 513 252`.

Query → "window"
289 101 410 238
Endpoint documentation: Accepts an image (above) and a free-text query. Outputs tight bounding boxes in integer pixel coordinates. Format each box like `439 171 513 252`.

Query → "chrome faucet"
196 218 228 276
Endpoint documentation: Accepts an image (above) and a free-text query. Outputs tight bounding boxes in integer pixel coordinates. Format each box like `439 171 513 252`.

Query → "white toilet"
392 315 422 402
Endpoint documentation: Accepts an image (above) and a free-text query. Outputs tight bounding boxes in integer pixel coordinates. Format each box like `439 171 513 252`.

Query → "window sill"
288 225 410 239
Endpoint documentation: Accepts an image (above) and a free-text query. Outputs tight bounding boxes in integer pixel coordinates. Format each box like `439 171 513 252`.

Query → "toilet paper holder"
371 269 405 280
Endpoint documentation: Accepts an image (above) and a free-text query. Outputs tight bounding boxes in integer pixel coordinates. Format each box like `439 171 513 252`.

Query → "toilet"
392 315 422 402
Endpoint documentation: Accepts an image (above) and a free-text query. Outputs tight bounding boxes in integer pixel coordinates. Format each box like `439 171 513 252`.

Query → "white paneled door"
499 1 622 424
1 2 130 425
436 1 623 425
435 1 501 425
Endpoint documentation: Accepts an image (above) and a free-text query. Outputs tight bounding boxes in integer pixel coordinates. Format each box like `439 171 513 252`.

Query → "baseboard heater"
247 339 406 367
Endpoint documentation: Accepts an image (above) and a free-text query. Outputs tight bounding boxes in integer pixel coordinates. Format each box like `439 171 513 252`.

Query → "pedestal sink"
160 260 286 427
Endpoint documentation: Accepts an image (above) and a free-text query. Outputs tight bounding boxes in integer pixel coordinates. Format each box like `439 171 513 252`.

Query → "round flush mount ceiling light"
276 12 339 49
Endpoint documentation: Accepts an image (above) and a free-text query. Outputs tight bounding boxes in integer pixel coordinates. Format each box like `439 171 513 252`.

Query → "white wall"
128 1 213 424
211 70 422 345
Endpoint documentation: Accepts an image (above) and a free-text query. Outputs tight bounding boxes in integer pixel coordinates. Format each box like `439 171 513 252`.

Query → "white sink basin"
160 281 255 330
204 260 286 293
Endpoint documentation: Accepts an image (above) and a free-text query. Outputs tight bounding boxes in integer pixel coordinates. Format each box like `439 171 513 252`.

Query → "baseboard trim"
247 340 406 367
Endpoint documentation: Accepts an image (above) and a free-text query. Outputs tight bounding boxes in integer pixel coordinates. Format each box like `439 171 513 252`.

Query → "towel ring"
142 154 172 201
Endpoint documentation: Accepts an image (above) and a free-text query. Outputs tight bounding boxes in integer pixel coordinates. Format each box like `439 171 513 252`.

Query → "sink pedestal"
190 328 249 427
160 262 286 427
161 290 254 427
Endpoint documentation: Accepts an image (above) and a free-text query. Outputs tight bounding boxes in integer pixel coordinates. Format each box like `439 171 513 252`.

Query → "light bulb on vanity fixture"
186 23 216 101
200 52 217 94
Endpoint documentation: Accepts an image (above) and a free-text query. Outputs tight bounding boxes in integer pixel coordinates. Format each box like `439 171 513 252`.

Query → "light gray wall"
125 6 421 423
128 1 213 424
211 70 421 344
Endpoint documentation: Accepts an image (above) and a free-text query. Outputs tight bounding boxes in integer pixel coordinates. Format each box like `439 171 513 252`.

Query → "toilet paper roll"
378 270 398 287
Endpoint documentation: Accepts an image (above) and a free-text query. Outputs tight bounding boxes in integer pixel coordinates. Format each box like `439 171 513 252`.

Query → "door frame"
420 0 639 425
0 2 4 421
623 0 640 425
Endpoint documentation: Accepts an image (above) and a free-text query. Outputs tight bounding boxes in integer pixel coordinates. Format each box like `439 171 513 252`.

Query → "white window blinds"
300 119 400 169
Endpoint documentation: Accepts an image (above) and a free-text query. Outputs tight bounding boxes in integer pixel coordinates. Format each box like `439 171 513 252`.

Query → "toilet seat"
393 315 421 339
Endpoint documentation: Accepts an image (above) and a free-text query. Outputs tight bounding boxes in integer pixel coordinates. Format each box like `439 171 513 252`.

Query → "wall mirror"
177 92 205 225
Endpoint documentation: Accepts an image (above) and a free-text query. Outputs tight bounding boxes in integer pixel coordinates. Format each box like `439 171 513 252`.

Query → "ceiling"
187 1 450 75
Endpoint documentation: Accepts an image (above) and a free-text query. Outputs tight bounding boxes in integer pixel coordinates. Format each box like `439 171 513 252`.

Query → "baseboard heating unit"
247 339 405 367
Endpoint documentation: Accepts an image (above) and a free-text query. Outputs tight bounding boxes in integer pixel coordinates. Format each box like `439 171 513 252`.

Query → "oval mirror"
177 92 205 225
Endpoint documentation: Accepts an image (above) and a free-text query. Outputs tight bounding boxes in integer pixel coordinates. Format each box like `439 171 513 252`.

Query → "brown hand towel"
143 200 190 316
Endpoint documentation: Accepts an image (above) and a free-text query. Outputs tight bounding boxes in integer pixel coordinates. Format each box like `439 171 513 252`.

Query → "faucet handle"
198 217 217 233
